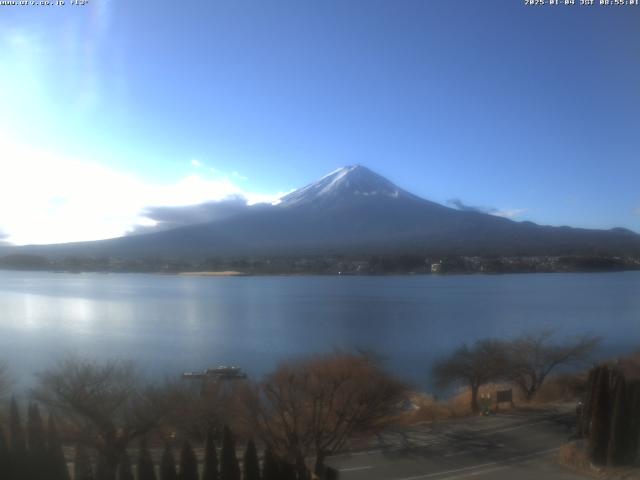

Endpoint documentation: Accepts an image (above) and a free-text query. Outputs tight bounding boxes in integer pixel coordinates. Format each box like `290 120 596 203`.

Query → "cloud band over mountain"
128 196 254 235
447 198 525 219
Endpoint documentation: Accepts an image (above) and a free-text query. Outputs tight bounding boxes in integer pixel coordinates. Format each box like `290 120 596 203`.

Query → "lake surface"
0 270 638 391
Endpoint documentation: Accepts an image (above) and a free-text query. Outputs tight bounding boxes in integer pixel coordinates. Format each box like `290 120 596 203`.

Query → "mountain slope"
7 165 640 258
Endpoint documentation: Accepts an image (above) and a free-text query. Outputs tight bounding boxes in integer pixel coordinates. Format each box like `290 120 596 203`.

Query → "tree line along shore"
1 253 639 275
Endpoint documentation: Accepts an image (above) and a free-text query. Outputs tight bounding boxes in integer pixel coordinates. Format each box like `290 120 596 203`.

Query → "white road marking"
476 419 551 435
331 415 567 473
338 465 373 472
350 418 557 459
443 451 469 458
392 447 559 480
442 447 493 458
331 448 383 458
462 465 510 478
344 449 383 457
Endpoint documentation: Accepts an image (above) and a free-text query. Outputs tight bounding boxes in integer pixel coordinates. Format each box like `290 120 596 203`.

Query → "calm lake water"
0 270 638 391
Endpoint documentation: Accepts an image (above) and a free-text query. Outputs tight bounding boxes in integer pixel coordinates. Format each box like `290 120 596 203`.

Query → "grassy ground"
558 441 640 479
399 373 588 426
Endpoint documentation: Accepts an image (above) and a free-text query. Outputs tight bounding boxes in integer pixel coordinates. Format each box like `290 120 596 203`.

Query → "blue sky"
1 0 639 244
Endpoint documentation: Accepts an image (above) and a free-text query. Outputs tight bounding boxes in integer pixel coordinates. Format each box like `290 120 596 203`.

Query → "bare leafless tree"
432 339 508 414
238 351 408 477
504 330 600 401
32 357 170 480
160 378 232 441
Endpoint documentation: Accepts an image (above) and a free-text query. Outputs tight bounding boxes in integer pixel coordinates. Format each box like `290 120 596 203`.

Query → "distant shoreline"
178 271 246 276
1 253 639 276
1 268 640 278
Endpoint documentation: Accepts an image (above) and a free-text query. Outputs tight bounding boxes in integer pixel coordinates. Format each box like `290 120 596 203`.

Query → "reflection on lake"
0 270 638 390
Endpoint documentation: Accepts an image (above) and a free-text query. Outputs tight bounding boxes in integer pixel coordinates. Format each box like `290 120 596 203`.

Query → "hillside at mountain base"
2 165 640 262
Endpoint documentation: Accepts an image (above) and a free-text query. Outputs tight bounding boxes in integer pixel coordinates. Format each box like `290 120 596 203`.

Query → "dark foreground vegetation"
0 333 637 479
1 253 639 275
0 352 407 480
0 407 313 480
555 355 640 475
580 363 640 466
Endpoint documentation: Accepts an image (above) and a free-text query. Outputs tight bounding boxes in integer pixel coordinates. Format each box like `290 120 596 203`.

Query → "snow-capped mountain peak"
279 165 405 207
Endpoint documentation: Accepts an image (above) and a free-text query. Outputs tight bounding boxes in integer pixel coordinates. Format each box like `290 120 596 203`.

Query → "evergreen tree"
588 365 611 465
27 404 46 454
243 440 260 480
10 398 26 455
27 403 47 480
279 460 296 480
178 440 198 480
607 374 628 466
579 367 598 438
261 447 279 480
95 454 111 480
202 430 218 480
46 416 70 480
73 445 94 480
160 444 178 480
0 426 11 480
322 466 340 480
220 426 239 480
137 439 157 480
626 380 640 463
10 398 27 480
117 451 134 480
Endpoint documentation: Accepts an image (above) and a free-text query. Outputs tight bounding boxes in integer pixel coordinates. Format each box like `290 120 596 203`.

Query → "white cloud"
232 171 248 181
0 134 282 245
491 208 526 219
191 159 203 167
446 198 525 219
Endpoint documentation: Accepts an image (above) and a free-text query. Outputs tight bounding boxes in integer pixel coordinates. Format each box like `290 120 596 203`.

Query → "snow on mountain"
6 165 640 259
278 165 407 208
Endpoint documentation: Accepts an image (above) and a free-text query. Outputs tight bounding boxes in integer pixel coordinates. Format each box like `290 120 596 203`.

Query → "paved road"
326 408 589 480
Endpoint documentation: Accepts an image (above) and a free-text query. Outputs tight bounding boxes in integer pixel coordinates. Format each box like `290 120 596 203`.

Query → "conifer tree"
220 426 239 480
73 444 94 480
608 374 628 465
202 430 218 480
626 380 640 463
117 451 134 480
10 398 27 480
323 466 339 480
27 404 46 453
243 440 260 480
0 426 11 480
137 439 157 480
10 398 26 455
46 416 70 480
588 365 611 465
261 447 279 480
160 444 178 480
95 454 110 480
27 403 47 480
579 367 597 438
279 460 296 480
178 440 198 480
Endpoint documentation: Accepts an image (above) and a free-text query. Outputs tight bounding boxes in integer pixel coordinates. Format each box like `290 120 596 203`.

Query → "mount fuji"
7 165 640 259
